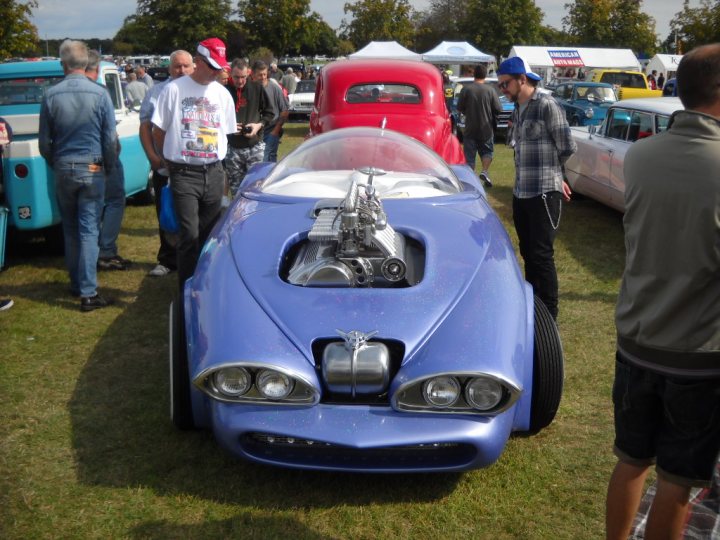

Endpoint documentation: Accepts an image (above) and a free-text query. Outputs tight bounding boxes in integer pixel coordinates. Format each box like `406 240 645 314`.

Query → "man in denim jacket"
39 39 118 311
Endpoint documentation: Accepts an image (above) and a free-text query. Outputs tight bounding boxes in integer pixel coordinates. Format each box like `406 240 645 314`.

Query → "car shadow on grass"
130 515 338 540
68 275 461 509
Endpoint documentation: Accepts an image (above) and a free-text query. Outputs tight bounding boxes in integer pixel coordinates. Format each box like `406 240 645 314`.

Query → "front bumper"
209 401 515 472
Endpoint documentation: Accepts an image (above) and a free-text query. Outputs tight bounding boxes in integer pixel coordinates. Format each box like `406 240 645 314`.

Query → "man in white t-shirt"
151 37 236 291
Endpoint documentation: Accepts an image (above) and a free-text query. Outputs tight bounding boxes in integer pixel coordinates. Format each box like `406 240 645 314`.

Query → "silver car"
565 97 683 212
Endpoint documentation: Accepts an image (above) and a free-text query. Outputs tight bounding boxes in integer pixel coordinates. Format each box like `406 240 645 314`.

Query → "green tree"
114 0 234 54
113 15 155 54
0 0 39 58
563 0 615 45
563 0 657 53
238 0 322 57
460 0 543 61
669 0 720 53
300 14 340 57
341 0 416 49
413 0 467 52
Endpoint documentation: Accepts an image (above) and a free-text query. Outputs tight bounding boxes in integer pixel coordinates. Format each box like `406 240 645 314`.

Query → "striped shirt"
509 90 576 198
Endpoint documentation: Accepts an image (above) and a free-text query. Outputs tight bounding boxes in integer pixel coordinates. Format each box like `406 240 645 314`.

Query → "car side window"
605 109 631 140
627 111 653 141
656 114 671 134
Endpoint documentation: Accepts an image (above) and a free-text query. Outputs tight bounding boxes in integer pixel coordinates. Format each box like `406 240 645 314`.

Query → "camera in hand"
241 125 253 134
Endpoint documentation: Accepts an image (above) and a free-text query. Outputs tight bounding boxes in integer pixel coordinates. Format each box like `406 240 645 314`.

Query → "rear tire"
170 299 195 430
529 296 564 433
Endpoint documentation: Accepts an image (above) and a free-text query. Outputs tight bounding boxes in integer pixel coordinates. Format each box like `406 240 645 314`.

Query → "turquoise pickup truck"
0 60 151 243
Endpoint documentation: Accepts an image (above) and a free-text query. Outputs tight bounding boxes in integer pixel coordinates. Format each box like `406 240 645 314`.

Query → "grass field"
0 123 633 539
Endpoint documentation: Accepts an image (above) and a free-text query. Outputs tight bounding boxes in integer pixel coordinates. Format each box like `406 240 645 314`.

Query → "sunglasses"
498 80 514 90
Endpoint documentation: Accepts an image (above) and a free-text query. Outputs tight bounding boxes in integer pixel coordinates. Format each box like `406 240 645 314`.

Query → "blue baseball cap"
497 57 542 81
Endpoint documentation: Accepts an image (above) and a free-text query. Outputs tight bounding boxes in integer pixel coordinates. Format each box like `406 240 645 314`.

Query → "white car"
288 79 316 119
565 97 683 212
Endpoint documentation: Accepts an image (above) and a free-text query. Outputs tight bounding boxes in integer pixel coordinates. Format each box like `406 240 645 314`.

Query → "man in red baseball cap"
151 37 236 295
196 37 230 71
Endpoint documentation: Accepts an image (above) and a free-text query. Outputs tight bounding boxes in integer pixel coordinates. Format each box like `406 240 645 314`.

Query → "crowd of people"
26 37 304 311
2 34 719 540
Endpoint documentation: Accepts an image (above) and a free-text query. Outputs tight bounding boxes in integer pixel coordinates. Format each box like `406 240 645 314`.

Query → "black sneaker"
80 294 113 312
97 255 132 271
479 172 493 188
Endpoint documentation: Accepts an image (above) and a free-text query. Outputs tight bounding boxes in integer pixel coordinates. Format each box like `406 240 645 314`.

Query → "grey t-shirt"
457 81 502 141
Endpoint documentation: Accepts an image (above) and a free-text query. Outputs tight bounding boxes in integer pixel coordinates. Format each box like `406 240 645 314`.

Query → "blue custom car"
553 81 617 126
171 127 564 472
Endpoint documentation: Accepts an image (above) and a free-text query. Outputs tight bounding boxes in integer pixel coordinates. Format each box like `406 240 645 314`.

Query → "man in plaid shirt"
497 57 576 320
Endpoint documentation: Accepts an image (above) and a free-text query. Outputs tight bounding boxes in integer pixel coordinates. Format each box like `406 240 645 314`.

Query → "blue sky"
30 0 690 43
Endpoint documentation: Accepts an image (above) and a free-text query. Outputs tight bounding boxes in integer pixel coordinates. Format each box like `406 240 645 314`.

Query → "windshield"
575 85 616 102
261 127 462 198
0 76 63 105
296 80 316 93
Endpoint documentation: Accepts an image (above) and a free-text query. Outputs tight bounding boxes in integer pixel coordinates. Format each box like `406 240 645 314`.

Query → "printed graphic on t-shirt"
180 96 222 158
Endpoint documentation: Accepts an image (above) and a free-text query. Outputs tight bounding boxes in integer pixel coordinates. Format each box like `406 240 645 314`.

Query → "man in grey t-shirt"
457 64 502 187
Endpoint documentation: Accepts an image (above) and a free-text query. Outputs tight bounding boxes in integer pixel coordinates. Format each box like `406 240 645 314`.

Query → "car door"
102 67 150 198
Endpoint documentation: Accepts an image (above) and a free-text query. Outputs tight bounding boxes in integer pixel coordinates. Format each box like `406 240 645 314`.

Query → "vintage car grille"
241 432 477 469
311 338 405 404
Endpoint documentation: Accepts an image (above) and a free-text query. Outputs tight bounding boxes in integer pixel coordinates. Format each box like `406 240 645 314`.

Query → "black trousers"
512 192 562 319
168 161 224 292
152 171 177 270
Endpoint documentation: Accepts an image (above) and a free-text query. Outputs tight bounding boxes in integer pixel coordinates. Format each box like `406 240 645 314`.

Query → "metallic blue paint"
180 132 538 472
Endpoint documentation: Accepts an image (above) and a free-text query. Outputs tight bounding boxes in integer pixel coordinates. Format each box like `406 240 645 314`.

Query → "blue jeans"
98 161 126 258
263 132 280 162
54 160 105 297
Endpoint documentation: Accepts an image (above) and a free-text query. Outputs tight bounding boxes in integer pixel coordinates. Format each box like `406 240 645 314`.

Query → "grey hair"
59 39 89 71
86 49 101 72
170 50 192 64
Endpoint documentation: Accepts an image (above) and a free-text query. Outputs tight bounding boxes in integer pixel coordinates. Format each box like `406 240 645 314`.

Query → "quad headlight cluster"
393 373 521 415
194 364 319 405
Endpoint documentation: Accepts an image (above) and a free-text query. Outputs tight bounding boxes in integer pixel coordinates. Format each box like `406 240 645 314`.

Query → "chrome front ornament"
322 329 389 397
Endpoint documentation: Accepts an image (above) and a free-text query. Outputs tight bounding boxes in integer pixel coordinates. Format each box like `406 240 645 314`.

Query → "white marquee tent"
422 41 495 64
645 54 682 79
508 46 641 81
349 41 422 60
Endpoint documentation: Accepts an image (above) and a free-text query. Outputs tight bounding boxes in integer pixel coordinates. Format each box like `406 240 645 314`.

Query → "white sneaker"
0 298 14 311
148 264 173 277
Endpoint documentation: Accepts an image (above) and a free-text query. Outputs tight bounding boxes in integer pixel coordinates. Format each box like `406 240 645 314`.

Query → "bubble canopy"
260 127 463 199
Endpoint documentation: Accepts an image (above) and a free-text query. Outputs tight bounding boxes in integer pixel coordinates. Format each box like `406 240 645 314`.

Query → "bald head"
677 43 720 112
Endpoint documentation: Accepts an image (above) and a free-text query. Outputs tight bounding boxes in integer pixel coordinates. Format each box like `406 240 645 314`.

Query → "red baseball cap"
197 38 229 71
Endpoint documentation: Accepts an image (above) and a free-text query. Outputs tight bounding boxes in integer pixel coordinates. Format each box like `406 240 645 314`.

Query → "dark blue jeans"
512 192 561 319
98 161 126 259
168 161 224 292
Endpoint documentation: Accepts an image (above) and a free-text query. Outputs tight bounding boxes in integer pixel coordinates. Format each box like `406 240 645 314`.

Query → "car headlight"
213 367 251 397
194 363 318 405
585 108 594 119
393 373 521 415
257 369 294 400
465 378 503 411
423 376 460 407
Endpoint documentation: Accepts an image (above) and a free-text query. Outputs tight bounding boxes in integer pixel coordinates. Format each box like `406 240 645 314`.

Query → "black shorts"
612 352 720 488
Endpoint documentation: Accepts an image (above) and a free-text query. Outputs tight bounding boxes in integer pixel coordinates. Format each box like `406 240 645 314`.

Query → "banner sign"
548 50 585 67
